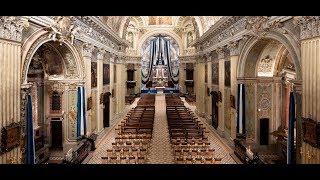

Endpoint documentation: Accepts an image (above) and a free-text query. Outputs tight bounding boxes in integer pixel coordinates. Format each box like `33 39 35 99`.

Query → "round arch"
237 30 301 80
21 28 85 84
137 29 184 56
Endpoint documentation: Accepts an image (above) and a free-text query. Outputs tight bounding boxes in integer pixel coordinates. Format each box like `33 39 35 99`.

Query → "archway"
22 30 84 164
237 32 301 164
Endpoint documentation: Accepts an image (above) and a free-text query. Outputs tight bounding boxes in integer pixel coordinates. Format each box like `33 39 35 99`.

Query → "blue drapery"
142 39 156 84
287 91 295 164
236 84 246 136
164 39 179 84
77 86 87 139
26 95 35 164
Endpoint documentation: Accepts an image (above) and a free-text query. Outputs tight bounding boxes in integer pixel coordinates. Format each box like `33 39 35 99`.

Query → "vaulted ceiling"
100 16 222 38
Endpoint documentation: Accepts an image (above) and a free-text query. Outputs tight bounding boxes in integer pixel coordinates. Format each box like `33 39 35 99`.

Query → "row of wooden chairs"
176 156 222 164
102 156 146 164
102 95 156 164
165 94 222 164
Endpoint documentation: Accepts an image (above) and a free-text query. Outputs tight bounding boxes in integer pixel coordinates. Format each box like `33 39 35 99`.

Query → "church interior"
0 16 319 164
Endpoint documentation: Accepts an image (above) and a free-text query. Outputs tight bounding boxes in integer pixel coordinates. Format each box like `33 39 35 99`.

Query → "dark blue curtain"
287 92 295 164
82 87 87 137
26 95 35 164
236 84 240 134
76 87 81 138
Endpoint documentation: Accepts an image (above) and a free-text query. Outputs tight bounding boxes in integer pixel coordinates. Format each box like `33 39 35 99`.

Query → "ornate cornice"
76 16 129 47
196 17 249 54
293 16 320 40
194 16 245 46
0 16 29 42
245 16 287 38
83 43 94 58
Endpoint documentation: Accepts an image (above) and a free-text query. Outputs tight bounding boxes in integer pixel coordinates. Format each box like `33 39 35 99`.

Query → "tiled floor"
87 94 237 164
146 94 174 164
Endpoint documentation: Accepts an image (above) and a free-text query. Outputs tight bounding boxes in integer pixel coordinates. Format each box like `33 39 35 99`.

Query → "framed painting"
103 64 110 85
302 117 320 148
225 61 230 87
51 91 62 113
1 122 21 153
212 63 219 85
91 62 97 88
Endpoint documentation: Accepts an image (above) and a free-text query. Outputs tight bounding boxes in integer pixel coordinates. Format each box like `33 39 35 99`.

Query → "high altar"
141 34 179 93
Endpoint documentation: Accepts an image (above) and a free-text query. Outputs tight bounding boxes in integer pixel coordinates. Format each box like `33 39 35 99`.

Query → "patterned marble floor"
146 94 175 164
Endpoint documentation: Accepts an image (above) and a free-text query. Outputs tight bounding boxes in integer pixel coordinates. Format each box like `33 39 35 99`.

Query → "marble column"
206 55 212 123
0 16 25 163
179 62 186 93
109 55 115 122
217 47 225 136
195 58 205 116
96 49 105 132
299 17 320 163
82 43 93 135
134 63 141 94
228 41 240 141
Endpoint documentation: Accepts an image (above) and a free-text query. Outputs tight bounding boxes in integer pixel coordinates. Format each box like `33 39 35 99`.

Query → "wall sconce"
258 108 261 112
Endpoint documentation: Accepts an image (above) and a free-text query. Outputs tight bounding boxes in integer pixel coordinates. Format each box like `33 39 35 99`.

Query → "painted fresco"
67 90 77 140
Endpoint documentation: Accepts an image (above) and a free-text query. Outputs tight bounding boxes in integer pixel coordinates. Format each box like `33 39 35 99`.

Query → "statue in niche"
127 31 134 48
187 31 193 47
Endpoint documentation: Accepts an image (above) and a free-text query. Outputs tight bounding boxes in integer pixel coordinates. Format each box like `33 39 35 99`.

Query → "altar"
155 86 165 94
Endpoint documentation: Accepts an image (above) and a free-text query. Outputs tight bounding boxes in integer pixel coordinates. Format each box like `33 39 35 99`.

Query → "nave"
87 93 236 164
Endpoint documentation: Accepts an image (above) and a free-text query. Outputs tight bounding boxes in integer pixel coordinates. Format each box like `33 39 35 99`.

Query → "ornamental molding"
245 16 287 38
216 47 225 59
293 16 320 40
227 40 239 56
194 16 245 46
27 16 128 56
197 17 250 54
43 16 80 45
83 43 94 58
0 16 29 42
97 48 105 60
75 16 129 47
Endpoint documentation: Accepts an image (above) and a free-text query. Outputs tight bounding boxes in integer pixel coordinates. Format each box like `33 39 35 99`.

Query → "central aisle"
146 94 174 164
